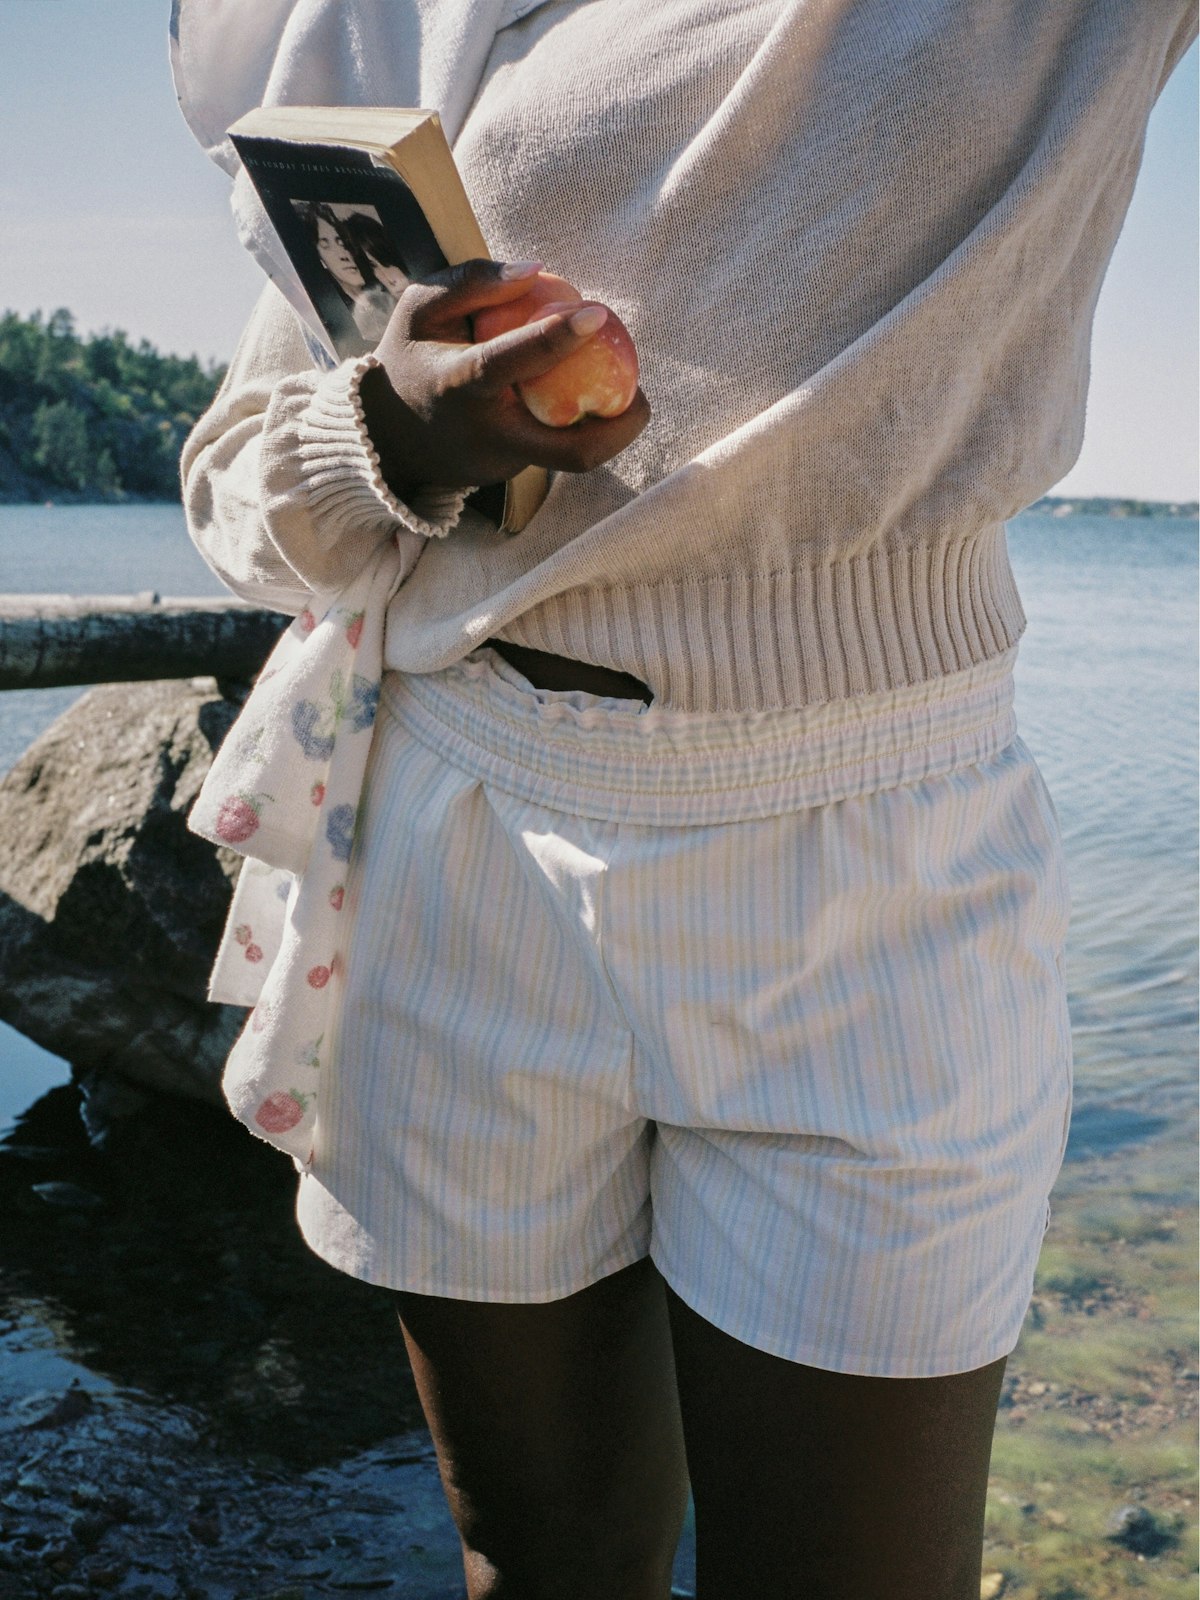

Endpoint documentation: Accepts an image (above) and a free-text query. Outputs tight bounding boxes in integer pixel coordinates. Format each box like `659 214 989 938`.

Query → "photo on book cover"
291 201 406 350
237 142 450 359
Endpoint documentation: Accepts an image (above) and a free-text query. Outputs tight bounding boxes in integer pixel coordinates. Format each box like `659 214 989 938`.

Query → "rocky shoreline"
0 1083 700 1598
0 1084 464 1599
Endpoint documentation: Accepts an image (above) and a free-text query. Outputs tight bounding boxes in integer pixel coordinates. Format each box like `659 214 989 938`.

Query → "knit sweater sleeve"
180 283 470 614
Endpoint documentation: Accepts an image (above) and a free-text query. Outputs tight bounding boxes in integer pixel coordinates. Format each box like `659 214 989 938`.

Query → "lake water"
1 503 1197 1167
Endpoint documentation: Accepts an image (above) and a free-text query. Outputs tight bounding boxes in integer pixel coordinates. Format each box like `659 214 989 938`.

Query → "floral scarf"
188 536 414 1167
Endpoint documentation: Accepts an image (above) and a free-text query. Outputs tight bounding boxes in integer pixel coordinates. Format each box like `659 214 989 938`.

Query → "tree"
0 307 225 499
31 399 93 492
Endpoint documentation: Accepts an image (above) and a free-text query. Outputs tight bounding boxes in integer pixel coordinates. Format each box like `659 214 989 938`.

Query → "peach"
473 271 639 427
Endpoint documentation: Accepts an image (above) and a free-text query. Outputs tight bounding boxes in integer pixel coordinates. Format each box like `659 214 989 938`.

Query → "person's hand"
357 258 651 499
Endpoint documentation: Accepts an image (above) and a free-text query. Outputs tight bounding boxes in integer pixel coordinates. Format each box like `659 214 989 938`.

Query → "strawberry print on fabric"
233 923 264 962
215 791 271 844
255 1089 311 1135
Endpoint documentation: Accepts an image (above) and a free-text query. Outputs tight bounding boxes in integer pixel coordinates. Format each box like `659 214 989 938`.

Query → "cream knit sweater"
181 0 1196 712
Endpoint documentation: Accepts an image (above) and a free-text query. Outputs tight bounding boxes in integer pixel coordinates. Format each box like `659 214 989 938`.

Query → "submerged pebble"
29 1182 104 1211
1106 1502 1176 1556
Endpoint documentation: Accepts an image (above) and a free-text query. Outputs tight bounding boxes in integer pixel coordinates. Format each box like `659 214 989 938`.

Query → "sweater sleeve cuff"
298 354 474 540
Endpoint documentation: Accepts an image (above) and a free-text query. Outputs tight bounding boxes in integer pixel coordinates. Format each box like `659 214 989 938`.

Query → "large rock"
0 678 249 1106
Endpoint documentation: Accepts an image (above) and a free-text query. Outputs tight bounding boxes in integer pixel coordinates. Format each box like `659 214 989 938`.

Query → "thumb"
405 258 545 337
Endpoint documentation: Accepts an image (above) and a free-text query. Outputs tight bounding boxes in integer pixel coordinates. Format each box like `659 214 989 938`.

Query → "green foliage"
0 307 225 501
32 399 91 491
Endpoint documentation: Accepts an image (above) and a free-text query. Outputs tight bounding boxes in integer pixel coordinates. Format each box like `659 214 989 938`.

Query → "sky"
1 4 1196 501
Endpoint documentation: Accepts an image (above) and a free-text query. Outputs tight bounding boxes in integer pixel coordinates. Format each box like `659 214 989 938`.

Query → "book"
228 105 547 534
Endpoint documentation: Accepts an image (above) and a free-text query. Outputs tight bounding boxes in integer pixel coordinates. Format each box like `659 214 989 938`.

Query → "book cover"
228 106 546 532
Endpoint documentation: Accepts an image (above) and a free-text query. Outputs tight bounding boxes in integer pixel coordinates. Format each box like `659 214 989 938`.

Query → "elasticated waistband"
379 646 1018 826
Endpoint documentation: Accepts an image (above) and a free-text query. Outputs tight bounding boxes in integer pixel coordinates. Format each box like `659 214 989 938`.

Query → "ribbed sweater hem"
495 523 1025 712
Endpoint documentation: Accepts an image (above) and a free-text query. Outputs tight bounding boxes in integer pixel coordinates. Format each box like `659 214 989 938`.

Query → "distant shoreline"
0 488 178 508
1027 495 1198 519
0 309 222 505
1 492 1196 516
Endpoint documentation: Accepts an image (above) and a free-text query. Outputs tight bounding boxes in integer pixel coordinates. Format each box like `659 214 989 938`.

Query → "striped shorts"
296 644 1072 1378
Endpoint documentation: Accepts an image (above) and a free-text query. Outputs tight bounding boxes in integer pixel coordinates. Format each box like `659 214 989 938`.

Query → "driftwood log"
0 593 290 691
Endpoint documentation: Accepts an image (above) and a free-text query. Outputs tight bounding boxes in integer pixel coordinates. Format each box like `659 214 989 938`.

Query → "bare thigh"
394 1257 688 1600
666 1285 1007 1600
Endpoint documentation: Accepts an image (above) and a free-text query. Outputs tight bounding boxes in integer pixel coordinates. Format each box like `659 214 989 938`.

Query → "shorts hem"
649 1244 1023 1380
295 1179 651 1303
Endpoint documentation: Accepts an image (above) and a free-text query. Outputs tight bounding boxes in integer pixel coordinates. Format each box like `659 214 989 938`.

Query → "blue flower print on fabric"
347 674 380 732
290 671 379 760
325 804 356 862
292 699 337 762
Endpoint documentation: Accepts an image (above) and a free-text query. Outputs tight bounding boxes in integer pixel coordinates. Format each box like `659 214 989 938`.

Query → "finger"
502 386 652 473
404 257 544 338
457 305 613 391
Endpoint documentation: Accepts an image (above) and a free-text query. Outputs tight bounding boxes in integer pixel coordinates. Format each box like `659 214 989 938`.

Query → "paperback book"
229 105 546 532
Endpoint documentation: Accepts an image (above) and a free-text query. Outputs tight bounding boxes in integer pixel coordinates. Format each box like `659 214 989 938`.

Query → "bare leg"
666 1286 1006 1600
394 1257 688 1600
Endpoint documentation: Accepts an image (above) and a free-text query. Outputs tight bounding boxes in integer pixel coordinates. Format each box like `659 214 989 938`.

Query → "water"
1005 512 1198 1160
0 502 230 776
1 504 1197 1160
